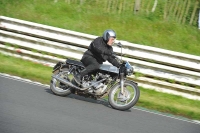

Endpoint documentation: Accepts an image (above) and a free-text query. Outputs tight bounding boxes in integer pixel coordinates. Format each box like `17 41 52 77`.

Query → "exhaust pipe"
52 75 87 91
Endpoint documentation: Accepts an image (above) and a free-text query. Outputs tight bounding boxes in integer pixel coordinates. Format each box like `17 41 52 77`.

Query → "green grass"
138 87 200 119
1 53 200 120
0 53 52 83
0 0 200 56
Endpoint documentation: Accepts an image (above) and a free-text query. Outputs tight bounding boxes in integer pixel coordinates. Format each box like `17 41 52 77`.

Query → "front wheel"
108 80 140 111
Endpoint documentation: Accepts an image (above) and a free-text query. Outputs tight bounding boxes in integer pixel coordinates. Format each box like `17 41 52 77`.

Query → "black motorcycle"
50 42 140 111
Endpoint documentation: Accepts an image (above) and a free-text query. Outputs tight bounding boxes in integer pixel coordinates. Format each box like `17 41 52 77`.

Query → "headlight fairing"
125 61 134 76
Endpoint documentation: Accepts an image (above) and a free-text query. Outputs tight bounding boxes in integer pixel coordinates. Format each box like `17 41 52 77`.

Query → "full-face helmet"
102 29 116 43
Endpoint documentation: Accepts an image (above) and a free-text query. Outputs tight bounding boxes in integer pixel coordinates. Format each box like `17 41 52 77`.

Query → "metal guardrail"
0 16 200 71
0 16 200 98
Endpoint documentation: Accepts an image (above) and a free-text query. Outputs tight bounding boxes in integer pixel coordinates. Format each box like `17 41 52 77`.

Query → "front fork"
120 73 125 94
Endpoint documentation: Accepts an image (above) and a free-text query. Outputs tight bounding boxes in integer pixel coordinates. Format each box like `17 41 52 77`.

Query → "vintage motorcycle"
50 42 140 111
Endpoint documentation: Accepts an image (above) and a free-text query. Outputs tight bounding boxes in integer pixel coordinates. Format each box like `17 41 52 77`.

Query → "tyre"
50 68 72 96
108 80 140 111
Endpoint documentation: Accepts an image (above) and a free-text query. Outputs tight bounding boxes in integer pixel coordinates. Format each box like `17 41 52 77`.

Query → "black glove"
118 61 126 68
122 60 126 64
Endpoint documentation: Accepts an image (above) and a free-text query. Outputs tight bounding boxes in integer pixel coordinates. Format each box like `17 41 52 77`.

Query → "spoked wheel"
50 68 72 96
108 80 140 111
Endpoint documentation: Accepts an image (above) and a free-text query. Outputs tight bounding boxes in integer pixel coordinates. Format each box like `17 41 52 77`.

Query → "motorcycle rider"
74 29 120 85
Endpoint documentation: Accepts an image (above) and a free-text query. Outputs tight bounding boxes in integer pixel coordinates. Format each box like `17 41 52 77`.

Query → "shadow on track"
45 88 131 112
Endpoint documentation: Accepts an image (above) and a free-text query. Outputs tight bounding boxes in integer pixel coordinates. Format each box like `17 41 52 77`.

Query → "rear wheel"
108 80 140 111
50 68 72 96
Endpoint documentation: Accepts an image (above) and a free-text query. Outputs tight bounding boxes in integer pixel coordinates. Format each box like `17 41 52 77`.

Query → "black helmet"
102 29 116 42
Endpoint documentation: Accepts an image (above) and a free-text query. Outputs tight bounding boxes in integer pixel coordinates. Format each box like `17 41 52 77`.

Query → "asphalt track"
0 74 200 133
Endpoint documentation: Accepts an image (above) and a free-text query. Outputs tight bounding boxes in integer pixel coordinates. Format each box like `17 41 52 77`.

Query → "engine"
82 73 109 95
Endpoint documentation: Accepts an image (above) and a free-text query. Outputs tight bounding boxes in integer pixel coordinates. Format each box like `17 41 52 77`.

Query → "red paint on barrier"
0 24 6 28
44 64 50 66
16 49 22 53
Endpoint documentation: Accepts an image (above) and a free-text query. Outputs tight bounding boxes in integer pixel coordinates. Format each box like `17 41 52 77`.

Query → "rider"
74 29 120 85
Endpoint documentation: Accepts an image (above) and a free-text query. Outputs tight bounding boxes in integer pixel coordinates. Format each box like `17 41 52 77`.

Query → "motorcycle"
50 42 140 111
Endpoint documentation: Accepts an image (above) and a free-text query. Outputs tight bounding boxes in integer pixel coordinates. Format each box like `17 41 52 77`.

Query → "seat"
66 59 85 68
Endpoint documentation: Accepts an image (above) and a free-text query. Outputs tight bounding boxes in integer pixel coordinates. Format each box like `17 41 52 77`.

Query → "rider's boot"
74 69 87 85
74 74 82 85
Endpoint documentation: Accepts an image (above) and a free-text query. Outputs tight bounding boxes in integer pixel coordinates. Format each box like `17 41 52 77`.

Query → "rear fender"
52 62 69 73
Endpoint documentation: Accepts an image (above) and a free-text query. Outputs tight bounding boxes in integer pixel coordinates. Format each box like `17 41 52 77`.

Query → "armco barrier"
0 29 199 87
0 16 199 72
0 16 200 98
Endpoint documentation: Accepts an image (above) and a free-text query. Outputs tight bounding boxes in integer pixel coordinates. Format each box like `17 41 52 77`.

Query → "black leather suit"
79 37 120 77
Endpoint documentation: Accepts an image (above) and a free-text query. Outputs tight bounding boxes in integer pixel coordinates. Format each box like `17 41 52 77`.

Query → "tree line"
56 0 200 27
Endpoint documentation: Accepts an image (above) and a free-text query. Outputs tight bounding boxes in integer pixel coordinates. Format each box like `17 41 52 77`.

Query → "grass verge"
1 53 200 120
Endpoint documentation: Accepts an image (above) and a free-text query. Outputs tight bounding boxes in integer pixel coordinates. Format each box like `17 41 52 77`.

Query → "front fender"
126 79 138 86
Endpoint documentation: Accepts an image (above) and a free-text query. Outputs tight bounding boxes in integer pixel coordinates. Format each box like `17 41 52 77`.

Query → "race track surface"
0 74 199 133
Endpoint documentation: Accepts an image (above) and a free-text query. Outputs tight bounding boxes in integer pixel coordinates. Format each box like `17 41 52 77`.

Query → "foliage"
0 0 200 56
